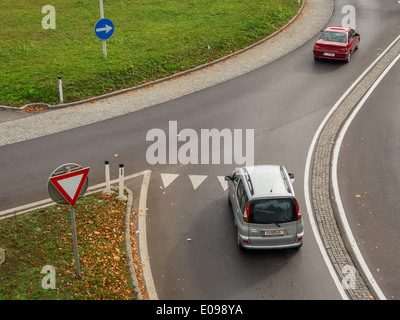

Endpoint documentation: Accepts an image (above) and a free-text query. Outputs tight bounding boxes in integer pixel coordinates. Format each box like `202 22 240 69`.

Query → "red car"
313 26 360 63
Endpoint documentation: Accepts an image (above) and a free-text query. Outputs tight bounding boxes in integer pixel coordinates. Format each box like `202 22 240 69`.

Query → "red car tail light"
314 45 320 50
296 200 301 220
244 202 249 223
339 48 347 53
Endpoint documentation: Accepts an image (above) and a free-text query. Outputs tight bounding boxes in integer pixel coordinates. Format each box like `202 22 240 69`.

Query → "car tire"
314 56 319 60
345 52 351 63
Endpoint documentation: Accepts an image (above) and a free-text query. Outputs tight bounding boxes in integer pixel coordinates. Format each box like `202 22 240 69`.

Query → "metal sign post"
95 0 114 58
100 0 106 58
70 205 81 277
48 163 90 277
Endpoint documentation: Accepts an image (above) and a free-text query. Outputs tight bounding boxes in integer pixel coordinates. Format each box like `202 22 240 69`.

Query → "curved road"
338 58 400 299
0 0 399 300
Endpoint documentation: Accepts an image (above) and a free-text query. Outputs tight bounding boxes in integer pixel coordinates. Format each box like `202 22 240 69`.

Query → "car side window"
237 180 249 213
349 29 355 41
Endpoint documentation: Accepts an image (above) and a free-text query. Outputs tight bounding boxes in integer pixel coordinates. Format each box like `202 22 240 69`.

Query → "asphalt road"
338 58 400 299
1 0 399 300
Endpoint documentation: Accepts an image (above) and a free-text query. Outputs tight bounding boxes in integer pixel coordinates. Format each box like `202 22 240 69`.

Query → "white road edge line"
304 33 400 300
332 52 400 301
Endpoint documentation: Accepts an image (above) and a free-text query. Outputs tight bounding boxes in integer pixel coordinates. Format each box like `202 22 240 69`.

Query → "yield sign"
49 167 90 207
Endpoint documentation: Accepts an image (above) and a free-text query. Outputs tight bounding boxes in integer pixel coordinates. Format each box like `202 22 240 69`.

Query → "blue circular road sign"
95 18 114 40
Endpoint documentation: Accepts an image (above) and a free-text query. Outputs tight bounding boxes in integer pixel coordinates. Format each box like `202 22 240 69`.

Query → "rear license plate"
262 230 285 237
323 52 335 57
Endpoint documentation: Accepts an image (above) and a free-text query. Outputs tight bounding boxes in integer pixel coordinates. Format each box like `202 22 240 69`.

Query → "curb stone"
0 248 5 265
125 187 143 300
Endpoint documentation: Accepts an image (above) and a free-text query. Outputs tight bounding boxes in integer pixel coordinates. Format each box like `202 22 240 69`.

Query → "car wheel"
345 52 351 63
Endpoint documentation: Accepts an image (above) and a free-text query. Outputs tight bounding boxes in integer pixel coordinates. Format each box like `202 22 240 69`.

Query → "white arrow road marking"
217 176 228 191
160 173 179 188
96 24 113 33
189 175 207 190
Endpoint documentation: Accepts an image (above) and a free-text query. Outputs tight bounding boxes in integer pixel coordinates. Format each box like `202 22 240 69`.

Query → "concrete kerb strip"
125 187 143 300
0 0 306 112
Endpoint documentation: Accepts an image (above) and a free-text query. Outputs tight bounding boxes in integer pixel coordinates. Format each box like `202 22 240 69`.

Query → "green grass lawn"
0 0 300 107
0 192 137 300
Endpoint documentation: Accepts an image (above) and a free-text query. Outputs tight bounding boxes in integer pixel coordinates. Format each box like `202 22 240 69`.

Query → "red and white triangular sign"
49 168 90 207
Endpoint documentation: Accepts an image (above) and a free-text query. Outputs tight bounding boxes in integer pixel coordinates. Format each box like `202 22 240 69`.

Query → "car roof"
242 165 294 198
324 26 350 33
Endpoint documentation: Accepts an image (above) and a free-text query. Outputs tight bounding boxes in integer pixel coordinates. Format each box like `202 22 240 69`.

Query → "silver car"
225 165 303 250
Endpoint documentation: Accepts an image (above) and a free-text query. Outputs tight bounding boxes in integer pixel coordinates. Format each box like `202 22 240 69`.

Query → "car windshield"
250 199 296 224
320 31 347 43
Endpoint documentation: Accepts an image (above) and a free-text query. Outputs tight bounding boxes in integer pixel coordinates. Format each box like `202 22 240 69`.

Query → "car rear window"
250 199 296 224
321 31 347 43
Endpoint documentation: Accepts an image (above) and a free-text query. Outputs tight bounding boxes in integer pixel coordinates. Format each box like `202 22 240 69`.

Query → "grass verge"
0 0 301 107
0 191 137 300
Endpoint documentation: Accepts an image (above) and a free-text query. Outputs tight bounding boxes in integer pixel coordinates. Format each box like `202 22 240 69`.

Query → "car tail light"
314 45 320 49
340 48 347 53
243 202 249 223
296 200 301 220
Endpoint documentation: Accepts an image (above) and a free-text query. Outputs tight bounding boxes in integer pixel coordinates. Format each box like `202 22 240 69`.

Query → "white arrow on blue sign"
95 18 114 40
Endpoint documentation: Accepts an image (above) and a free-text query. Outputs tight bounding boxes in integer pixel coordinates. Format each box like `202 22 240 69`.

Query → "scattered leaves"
0 191 136 300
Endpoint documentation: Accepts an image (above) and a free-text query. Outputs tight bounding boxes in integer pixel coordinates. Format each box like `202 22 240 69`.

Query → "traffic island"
0 191 137 300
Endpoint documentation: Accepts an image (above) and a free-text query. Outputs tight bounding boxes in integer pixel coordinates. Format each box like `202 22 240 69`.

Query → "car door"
348 29 356 52
235 179 249 239
228 171 239 206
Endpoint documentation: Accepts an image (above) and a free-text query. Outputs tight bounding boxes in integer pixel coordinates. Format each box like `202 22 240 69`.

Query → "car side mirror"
355 33 360 37
289 173 295 183
224 175 232 181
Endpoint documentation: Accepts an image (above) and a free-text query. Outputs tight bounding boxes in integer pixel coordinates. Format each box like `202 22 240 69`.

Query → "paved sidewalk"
0 0 333 147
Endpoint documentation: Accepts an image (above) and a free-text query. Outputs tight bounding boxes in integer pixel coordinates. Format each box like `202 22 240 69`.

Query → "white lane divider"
159 173 228 191
217 176 228 191
160 173 179 188
188 175 207 190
